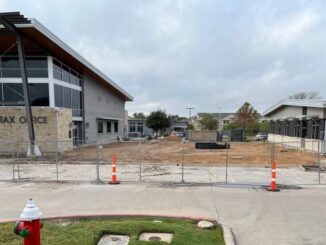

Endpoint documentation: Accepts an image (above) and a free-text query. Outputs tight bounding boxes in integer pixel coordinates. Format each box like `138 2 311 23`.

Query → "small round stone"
197 220 215 228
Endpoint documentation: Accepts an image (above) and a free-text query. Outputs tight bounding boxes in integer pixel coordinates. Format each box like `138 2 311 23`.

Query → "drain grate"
149 236 161 241
139 232 173 243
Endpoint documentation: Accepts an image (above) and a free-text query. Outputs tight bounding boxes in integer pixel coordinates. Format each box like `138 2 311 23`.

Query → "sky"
1 0 326 117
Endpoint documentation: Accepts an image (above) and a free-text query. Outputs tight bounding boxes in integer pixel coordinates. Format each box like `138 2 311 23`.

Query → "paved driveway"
0 182 325 245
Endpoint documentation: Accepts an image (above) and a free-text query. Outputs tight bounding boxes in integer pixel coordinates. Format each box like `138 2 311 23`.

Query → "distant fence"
0 139 325 185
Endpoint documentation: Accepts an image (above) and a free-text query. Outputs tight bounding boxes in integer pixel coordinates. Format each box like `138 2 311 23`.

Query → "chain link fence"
0 138 325 185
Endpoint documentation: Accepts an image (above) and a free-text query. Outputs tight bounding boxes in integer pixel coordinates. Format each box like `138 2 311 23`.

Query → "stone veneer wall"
0 107 73 154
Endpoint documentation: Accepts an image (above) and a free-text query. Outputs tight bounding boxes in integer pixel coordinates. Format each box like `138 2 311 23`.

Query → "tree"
223 122 237 131
133 112 146 119
288 91 321 99
200 113 218 130
146 109 170 137
168 114 180 124
234 102 259 130
187 123 195 130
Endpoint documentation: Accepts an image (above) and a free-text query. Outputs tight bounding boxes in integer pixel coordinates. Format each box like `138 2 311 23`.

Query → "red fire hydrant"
13 198 42 245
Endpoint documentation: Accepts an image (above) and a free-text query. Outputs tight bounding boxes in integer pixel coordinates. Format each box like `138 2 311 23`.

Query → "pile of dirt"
160 136 182 142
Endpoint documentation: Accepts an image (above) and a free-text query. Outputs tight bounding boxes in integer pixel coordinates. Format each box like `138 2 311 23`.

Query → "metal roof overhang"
97 117 123 121
0 18 133 102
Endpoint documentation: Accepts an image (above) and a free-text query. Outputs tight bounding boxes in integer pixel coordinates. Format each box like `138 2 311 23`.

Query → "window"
1 56 48 77
107 121 112 133
2 83 49 106
97 120 103 134
63 87 71 108
3 83 23 103
223 120 229 125
70 71 78 85
54 84 63 107
53 60 62 80
1 57 20 77
62 65 70 83
52 59 81 86
302 107 307 115
26 57 48 77
129 122 136 132
137 123 144 133
29 83 49 106
114 121 119 133
71 89 82 117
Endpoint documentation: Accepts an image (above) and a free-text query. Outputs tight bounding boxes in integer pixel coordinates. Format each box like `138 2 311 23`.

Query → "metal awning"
97 117 123 121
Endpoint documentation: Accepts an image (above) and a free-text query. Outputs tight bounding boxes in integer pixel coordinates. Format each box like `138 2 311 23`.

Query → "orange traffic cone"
268 160 280 192
109 155 120 185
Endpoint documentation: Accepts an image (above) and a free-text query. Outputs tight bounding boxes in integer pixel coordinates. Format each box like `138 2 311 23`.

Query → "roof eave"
1 19 133 101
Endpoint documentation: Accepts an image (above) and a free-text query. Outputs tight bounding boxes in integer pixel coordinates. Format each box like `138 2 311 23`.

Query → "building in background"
0 12 133 149
127 118 152 137
263 99 326 152
191 113 236 130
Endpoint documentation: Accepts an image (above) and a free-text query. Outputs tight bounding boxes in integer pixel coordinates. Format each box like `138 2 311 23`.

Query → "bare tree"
288 91 321 99
234 102 259 130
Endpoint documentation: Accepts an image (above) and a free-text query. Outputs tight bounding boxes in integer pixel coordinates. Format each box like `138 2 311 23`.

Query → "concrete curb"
222 225 236 245
0 214 217 223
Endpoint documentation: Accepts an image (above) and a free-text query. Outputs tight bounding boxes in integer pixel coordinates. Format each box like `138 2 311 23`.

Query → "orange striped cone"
268 160 280 192
109 154 120 185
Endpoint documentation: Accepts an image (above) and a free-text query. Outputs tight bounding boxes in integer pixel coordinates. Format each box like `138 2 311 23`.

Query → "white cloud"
253 10 319 47
2 0 326 116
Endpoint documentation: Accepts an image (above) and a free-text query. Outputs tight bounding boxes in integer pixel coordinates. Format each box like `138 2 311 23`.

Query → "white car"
256 133 268 141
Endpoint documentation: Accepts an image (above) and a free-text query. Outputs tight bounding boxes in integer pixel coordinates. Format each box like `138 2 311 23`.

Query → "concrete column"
48 56 55 108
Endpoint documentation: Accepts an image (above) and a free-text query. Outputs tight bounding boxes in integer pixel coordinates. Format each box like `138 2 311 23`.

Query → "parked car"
256 133 268 141
176 132 185 138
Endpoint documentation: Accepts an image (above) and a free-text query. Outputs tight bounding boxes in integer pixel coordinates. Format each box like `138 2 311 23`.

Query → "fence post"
95 142 102 183
225 142 228 184
139 141 142 182
318 140 321 185
271 142 275 167
55 141 59 182
181 138 185 183
14 141 21 182
12 141 15 181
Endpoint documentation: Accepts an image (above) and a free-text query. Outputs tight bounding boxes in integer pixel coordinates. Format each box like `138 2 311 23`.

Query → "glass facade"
0 83 49 106
53 59 81 86
0 56 48 78
54 84 82 117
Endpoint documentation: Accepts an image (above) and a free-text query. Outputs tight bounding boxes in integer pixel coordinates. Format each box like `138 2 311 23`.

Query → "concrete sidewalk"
0 182 325 245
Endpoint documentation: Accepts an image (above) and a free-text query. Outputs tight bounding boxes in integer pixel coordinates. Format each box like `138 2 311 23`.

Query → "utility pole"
186 107 194 122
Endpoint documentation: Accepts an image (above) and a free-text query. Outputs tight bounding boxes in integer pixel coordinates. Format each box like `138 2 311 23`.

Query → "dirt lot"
61 140 325 167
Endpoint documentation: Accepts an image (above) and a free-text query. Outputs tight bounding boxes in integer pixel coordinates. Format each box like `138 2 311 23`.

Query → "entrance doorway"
72 121 83 146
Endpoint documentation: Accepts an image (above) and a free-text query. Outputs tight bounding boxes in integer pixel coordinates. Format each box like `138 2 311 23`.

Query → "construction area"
0 138 325 185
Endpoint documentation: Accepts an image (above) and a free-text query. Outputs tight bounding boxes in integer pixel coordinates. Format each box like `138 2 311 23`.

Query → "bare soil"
61 140 325 167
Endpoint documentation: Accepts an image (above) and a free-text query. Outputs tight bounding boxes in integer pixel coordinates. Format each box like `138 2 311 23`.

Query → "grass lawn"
0 217 224 245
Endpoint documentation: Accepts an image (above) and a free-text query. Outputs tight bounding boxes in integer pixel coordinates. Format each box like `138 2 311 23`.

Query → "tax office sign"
0 116 47 124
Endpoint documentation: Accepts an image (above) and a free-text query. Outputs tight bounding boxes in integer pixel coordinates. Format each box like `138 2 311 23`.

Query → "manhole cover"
149 236 161 241
139 233 173 243
97 235 129 245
